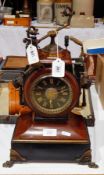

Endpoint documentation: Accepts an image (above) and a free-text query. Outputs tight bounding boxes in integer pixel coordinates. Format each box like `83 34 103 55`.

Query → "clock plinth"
6 112 92 167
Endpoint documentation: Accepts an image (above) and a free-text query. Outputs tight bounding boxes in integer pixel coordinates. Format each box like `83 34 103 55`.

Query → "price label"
43 129 57 136
52 58 65 77
62 131 71 137
26 44 39 65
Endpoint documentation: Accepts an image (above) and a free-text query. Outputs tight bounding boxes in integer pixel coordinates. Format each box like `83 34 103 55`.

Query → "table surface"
0 21 104 59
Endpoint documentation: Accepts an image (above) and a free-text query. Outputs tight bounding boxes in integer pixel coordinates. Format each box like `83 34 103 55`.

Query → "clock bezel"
24 68 80 117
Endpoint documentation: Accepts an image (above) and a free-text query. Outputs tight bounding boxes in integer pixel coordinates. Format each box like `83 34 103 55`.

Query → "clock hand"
57 89 68 93
49 100 53 108
32 87 46 91
45 90 68 98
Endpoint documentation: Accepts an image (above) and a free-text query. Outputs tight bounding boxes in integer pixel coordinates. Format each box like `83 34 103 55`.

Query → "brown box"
95 54 104 109
70 15 95 28
2 56 28 69
3 17 31 27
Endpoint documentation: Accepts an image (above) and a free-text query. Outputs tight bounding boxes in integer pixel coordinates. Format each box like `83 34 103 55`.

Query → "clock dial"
30 76 73 115
24 68 80 117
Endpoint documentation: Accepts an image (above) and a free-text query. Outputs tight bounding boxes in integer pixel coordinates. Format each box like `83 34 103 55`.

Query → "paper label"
26 44 39 65
43 129 57 136
52 58 65 77
4 15 15 18
62 131 71 137
7 20 14 24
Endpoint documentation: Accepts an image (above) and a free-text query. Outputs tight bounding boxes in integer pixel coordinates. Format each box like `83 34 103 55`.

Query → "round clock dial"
30 75 73 115
24 68 80 117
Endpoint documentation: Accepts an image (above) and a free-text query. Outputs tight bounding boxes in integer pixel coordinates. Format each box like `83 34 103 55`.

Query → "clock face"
30 75 73 115
24 69 80 117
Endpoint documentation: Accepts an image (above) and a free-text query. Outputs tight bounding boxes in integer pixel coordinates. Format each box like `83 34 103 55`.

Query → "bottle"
37 0 53 23
54 0 72 26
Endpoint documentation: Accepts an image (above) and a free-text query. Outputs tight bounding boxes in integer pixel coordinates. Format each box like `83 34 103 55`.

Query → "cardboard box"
83 38 104 54
70 15 94 28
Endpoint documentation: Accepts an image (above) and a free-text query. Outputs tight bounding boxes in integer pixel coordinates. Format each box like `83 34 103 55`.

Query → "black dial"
24 68 80 117
30 75 73 115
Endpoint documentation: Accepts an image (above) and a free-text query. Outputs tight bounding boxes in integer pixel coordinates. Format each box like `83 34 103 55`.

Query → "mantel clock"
2 26 97 168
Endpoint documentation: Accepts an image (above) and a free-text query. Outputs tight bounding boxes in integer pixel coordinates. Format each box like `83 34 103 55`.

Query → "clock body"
11 68 91 167
24 68 80 118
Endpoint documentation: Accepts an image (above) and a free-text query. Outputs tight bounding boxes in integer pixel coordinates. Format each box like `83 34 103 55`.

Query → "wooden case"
95 54 104 109
84 55 97 79
2 56 28 70
3 113 92 167
3 17 31 27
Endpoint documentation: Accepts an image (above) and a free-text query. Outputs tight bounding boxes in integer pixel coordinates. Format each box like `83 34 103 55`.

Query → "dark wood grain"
13 113 89 143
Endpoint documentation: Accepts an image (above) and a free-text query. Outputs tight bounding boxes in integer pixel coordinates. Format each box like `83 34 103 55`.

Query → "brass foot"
3 160 14 168
88 162 99 168
76 150 91 165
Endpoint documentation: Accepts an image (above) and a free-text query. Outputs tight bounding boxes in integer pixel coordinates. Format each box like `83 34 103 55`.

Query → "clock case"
0 33 94 126
2 26 96 168
3 68 93 167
